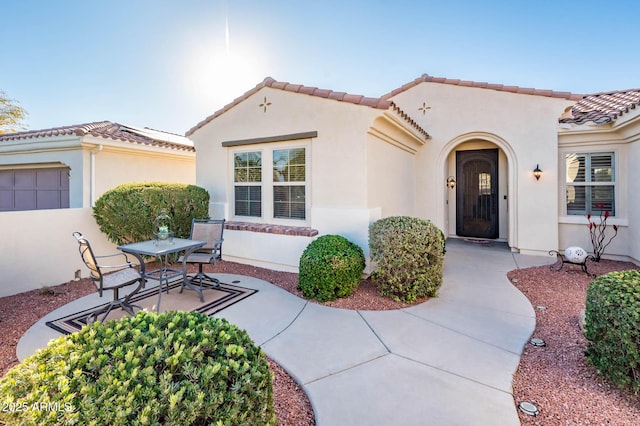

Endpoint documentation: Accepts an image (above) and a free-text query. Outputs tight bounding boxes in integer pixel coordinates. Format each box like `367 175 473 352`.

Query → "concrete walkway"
18 239 554 425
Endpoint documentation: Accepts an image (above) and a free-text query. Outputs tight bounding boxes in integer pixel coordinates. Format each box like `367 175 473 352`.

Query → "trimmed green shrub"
584 269 640 393
93 182 210 245
298 235 366 302
0 311 276 426
369 216 445 303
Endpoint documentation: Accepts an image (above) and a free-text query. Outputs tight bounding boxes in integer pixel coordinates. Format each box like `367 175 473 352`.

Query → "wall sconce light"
533 164 542 181
446 176 456 189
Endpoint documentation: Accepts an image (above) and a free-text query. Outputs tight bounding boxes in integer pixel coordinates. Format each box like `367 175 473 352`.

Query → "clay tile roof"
186 77 430 139
559 89 640 125
381 73 584 101
0 121 194 151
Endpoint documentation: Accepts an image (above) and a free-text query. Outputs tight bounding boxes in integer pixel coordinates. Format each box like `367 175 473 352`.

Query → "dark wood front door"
456 149 499 239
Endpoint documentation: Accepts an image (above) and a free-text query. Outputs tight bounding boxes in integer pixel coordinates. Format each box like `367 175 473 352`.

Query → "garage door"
0 168 70 211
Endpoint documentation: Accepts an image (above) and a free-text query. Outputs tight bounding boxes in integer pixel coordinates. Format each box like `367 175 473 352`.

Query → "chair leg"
88 280 145 323
181 263 220 302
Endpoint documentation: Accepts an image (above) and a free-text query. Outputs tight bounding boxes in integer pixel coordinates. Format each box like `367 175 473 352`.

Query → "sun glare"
184 34 267 113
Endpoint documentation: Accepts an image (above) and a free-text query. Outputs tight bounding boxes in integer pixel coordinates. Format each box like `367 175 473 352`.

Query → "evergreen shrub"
298 235 366 302
93 182 209 245
0 311 276 426
584 269 640 393
369 216 445 303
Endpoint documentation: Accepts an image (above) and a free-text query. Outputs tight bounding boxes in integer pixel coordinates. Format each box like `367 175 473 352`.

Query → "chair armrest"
95 252 135 268
96 263 135 269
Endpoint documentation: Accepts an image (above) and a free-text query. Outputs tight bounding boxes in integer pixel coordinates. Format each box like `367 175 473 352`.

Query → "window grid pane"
273 149 306 183
566 154 585 183
274 186 306 219
272 148 306 220
235 185 262 217
565 153 615 216
590 154 613 182
234 152 262 183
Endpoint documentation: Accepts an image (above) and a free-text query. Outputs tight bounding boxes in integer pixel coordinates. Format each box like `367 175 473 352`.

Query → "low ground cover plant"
298 234 366 302
0 311 276 425
369 216 445 303
584 269 640 393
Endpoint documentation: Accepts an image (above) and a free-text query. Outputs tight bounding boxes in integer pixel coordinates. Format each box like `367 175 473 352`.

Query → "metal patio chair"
179 219 225 298
73 232 146 323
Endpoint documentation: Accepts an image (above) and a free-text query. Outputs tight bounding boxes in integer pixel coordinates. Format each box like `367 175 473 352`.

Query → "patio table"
118 238 206 311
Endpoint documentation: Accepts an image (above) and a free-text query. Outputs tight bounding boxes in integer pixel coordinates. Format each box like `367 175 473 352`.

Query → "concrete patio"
18 238 554 425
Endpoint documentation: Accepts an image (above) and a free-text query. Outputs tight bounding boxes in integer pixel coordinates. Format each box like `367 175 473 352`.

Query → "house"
187 75 640 272
0 121 195 210
0 121 196 297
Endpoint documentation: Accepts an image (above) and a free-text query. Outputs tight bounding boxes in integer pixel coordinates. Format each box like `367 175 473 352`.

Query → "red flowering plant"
587 203 618 262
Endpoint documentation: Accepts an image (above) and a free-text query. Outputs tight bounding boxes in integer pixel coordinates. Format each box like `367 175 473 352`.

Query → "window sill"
225 221 319 237
559 216 628 227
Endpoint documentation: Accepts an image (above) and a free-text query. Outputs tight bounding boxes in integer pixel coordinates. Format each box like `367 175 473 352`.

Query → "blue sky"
2 0 638 135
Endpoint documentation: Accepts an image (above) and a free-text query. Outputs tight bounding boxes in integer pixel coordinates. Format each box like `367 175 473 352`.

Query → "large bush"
298 235 366 302
369 216 445 303
584 269 640 393
0 311 276 426
93 182 210 244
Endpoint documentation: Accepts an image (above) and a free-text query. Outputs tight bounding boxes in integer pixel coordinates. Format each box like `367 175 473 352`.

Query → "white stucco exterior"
0 123 196 296
0 134 195 208
188 76 639 272
558 109 640 262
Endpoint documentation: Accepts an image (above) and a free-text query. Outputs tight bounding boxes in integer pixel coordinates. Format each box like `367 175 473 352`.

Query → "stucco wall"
390 82 576 255
0 137 196 209
191 88 390 270
557 113 638 264
366 132 417 218
629 138 640 262
0 136 85 208
193 87 379 212
92 147 195 203
0 208 118 298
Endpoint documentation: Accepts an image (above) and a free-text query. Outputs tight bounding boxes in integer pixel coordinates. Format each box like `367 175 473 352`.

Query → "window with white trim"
273 148 306 220
232 146 308 222
565 152 615 215
233 151 262 217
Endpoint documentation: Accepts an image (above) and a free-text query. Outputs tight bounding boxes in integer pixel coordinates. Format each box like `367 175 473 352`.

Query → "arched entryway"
456 148 499 239
436 132 518 249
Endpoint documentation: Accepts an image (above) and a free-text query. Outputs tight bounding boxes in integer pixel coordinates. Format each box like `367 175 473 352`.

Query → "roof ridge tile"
0 120 194 151
381 73 584 101
187 77 404 136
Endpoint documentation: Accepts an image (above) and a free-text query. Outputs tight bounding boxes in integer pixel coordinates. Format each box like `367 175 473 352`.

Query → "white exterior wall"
0 136 197 297
366 130 417 218
191 88 388 271
0 208 118 297
193 87 378 210
629 137 640 263
92 146 195 203
389 82 577 255
558 113 640 263
0 136 195 209
0 136 85 207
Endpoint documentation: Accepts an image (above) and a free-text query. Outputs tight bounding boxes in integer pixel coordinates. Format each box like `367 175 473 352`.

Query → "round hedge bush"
298 234 366 302
584 269 640 393
0 311 276 426
369 216 445 303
